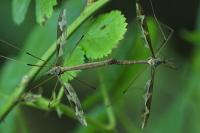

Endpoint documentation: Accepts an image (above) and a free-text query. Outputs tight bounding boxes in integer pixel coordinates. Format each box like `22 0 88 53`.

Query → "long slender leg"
148 0 174 56
66 72 96 90
123 66 148 94
156 26 174 56
105 66 148 107
48 78 59 108
65 35 84 62
27 76 55 92
149 0 167 40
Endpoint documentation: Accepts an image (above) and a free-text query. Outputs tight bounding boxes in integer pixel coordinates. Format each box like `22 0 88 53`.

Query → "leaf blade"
36 0 57 25
12 0 31 24
80 10 127 59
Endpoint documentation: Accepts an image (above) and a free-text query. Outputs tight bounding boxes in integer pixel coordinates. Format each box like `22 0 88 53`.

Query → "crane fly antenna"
27 64 50 68
0 54 48 68
26 52 46 62
0 39 52 66
0 54 51 68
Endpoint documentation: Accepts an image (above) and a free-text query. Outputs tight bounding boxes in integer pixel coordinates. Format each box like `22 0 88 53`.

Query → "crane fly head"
148 57 163 67
46 66 62 76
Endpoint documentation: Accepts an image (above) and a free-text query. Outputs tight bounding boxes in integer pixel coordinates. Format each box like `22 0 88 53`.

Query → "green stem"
22 96 75 118
95 70 116 131
116 108 140 133
23 96 116 130
56 87 65 103
101 83 116 130
0 0 109 122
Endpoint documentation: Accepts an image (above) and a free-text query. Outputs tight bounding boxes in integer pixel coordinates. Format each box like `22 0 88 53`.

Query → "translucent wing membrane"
56 9 67 65
55 9 87 126
136 0 155 58
58 77 87 126
141 66 155 130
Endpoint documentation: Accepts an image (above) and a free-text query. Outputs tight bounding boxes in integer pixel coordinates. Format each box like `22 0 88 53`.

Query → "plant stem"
23 96 117 131
0 0 110 122
100 82 116 130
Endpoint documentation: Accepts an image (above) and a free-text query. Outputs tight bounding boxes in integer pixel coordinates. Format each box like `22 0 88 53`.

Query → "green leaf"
61 46 85 82
181 30 200 44
12 0 31 24
36 0 57 25
80 10 127 59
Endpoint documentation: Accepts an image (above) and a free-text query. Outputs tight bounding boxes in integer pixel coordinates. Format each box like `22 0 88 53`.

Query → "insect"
0 3 174 128
135 0 174 130
0 9 88 126
0 8 150 126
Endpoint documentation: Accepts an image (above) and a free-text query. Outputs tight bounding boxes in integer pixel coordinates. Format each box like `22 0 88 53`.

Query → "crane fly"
106 0 174 130
135 0 175 130
42 9 89 126
0 9 93 126
0 9 88 126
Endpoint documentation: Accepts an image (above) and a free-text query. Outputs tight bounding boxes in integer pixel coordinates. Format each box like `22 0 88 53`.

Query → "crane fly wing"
141 66 155 130
56 9 67 65
58 77 87 126
56 9 87 126
136 1 155 58
64 82 87 126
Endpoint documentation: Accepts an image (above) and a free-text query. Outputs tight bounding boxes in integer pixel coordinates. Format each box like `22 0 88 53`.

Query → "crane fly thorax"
147 57 165 67
47 66 63 76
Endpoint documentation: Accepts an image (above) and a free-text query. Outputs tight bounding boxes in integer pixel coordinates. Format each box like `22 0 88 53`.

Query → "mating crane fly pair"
0 2 174 130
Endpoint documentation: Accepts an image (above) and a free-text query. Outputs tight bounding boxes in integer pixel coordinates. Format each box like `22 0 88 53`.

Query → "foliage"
79 10 127 59
0 0 199 133
12 0 57 25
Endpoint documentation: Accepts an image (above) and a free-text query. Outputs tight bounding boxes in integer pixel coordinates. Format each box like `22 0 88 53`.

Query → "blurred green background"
0 0 200 133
